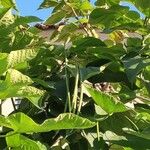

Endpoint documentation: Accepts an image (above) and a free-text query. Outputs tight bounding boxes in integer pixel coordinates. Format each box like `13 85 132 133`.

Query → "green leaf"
17 86 45 108
127 38 142 48
83 85 128 114
123 128 150 140
52 1 65 13
103 131 150 150
80 1 93 11
136 109 150 122
0 0 17 10
68 0 93 12
33 78 55 89
0 115 11 128
38 0 59 9
5 113 96 133
125 0 150 17
89 8 119 28
0 7 14 26
86 47 120 61
124 11 140 22
87 44 125 58
123 56 150 83
100 113 134 133
58 23 78 40
95 0 120 6
0 69 33 99
14 16 43 26
143 66 150 81
73 37 106 53
45 10 66 25
5 69 33 86
6 133 47 150
80 67 106 81
89 6 130 28
95 104 108 116
84 129 110 149
0 69 45 107
7 48 39 68
119 85 136 103
0 7 11 20
0 53 8 75
74 37 106 47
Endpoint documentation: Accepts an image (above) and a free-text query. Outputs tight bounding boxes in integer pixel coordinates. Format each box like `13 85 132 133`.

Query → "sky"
16 0 52 21
15 0 144 21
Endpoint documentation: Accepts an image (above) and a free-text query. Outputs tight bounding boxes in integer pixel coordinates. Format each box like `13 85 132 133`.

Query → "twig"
97 122 100 141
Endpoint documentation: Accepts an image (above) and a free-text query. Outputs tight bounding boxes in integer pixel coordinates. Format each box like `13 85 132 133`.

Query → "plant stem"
64 40 71 113
64 59 71 112
97 122 100 141
77 82 83 115
72 65 79 113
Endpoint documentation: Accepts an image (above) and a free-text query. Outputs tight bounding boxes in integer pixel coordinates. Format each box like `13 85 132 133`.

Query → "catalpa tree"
0 0 150 149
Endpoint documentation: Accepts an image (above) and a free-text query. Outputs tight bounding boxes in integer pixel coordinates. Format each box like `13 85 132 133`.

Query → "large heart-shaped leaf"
7 48 39 68
5 69 33 86
0 113 96 133
84 85 128 114
0 49 39 74
0 69 45 107
6 133 47 150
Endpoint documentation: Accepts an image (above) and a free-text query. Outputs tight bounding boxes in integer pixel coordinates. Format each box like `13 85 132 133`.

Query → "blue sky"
16 0 52 20
15 0 144 21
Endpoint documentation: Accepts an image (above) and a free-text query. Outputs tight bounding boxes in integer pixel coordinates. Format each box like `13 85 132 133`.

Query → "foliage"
0 0 150 149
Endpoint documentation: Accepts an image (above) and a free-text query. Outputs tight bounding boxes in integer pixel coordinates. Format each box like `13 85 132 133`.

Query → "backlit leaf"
7 48 39 68
1 113 96 133
6 133 47 150
84 85 128 114
45 10 66 25
38 0 58 9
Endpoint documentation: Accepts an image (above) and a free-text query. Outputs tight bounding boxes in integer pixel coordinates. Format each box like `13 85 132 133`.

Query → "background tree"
0 0 150 149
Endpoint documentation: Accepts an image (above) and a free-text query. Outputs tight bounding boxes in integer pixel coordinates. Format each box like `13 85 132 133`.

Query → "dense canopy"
0 0 150 149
